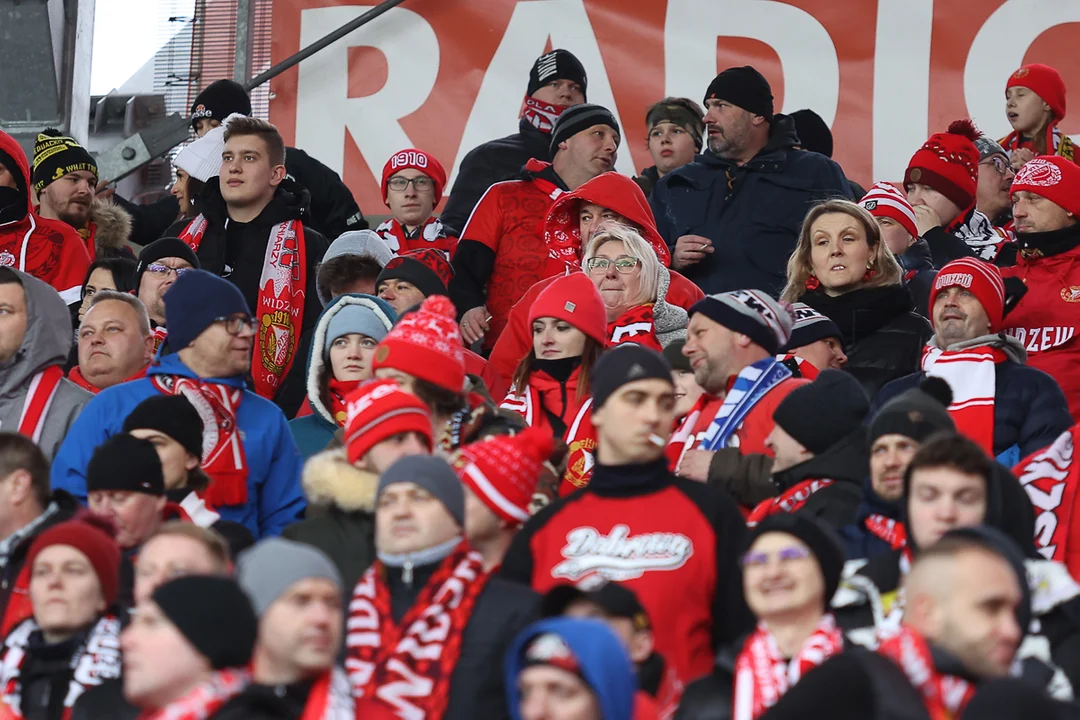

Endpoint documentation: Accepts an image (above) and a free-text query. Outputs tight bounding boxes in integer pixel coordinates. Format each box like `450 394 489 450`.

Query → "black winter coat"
650 115 853 296
673 645 737 720
769 429 869 530
441 119 553 236
897 238 936 319
801 285 933 398
165 178 331 417
69 679 136 720
838 477 902 561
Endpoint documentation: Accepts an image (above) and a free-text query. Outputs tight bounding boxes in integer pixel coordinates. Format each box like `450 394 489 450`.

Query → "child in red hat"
1000 63 1078 169
374 148 458 258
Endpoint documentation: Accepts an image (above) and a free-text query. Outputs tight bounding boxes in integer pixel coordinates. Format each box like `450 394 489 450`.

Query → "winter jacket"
0 131 89 303
922 206 1013 267
633 166 661 199
501 458 754 684
0 269 91 460
287 294 396 460
897 238 936 319
1001 229 1080 422
672 644 737 720
75 198 133 260
282 448 377 591
442 118 554 236
649 115 854 296
49 353 306 539
801 285 933 398
875 334 1072 463
69 679 136 720
165 177 331 417
374 216 457 259
448 159 568 351
838 477 902 561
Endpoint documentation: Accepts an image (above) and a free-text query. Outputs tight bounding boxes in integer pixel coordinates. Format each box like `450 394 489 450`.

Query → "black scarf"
801 285 914 345
1015 222 1080 258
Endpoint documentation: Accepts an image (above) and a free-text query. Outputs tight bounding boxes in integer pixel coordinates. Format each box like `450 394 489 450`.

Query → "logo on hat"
1016 158 1063 187
863 200 878 211
192 104 211 119
627 363 646 379
374 345 390 363
910 168 922 182
390 150 429 170
564 301 577 312
934 272 974 291
536 52 559 82
1014 67 1030 79
1062 286 1080 303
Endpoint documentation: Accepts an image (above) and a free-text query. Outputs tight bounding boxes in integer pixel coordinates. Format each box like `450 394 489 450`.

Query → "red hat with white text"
381 148 447 203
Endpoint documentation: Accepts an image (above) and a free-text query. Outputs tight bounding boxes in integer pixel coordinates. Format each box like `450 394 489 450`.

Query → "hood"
762 113 800 154
0 268 72 400
929 332 1026 364
653 264 688 345
0 130 31 220
772 427 870 491
505 617 636 720
301 447 378 512
899 237 933 272
305 294 396 424
854 474 901 526
89 199 132 251
199 176 313 227
543 171 671 266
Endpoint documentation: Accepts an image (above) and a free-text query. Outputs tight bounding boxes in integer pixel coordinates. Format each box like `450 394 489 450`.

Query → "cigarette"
485 314 492 322
648 434 666 447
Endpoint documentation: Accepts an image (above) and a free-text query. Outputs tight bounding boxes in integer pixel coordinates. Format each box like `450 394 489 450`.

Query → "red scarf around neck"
68 364 148 395
746 478 835 527
520 96 570 135
1015 425 1080 579
137 668 249 720
151 374 248 507
345 542 490 720
921 345 1006 454
732 615 844 720
300 668 354 720
1000 125 1076 162
877 624 975 720
608 304 662 351
326 378 363 427
15 367 62 444
180 214 308 401
865 514 908 550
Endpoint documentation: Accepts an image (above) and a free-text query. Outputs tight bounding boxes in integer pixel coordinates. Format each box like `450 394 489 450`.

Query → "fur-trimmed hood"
302 447 378 512
89 198 132 253
654 264 688 345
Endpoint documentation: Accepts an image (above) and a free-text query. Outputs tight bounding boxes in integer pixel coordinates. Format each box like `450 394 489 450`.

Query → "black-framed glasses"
586 256 641 274
980 155 1011 176
740 546 811 568
145 263 194 279
387 176 434 192
214 314 257 336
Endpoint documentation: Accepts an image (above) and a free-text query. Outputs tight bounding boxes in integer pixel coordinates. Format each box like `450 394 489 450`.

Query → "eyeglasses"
387 176 434 192
740 546 811 568
145 263 194 279
980 155 1011 176
214 314 257 336
586 256 641 274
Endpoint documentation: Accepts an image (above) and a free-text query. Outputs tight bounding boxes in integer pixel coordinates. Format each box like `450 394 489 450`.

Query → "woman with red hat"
503 273 607 494
1000 63 1077 169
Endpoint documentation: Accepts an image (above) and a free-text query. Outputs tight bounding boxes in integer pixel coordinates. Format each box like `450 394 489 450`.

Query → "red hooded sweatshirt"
0 131 90 304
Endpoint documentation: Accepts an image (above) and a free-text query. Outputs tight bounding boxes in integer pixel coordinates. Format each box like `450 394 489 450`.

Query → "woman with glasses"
374 148 458 259
503 273 606 494
288 294 398 460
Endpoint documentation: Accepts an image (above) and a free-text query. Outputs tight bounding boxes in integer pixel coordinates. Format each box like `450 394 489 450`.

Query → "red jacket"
1001 245 1080 420
374 216 458 259
0 130 89 303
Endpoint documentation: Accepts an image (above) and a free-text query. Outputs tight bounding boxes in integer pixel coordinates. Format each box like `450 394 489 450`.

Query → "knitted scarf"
921 344 1006 454
732 615 844 720
1015 425 1080 577
877 625 975 720
326 378 363 427
699 358 792 451
745 479 835 528
374 217 455 259
607 304 662 351
864 514 908 550
138 669 250 720
300 668 354 720
345 542 489 719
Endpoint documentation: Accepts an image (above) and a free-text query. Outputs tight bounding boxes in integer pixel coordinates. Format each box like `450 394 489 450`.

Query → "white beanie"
173 112 245 183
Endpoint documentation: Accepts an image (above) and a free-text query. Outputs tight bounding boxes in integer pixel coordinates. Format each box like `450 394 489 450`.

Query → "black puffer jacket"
768 428 869 530
897 238 936 319
801 285 933 398
673 644 737 720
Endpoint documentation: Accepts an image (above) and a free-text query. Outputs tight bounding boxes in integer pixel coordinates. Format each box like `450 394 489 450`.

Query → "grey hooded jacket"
0 269 91 458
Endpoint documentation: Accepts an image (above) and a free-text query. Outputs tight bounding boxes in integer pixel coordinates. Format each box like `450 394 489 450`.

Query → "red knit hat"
344 379 433 465
527 273 607 344
452 426 554 525
1007 64 1067 121
904 120 981 211
27 516 121 606
859 182 918 240
381 148 447 203
929 257 1006 333
372 295 466 393
1011 155 1080 216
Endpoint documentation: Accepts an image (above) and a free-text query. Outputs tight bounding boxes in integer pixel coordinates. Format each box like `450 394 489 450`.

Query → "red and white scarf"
326 378 363 427
877 624 975 720
921 344 1005 454
666 394 721 472
745 478 835 527
300 668 354 720
374 217 456 260
732 615 844 720
138 668 250 720
520 96 570 135
775 353 820 380
1015 425 1080 579
865 514 908 550
180 215 308 400
1 615 122 720
608 304 662 351
14 366 62 443
151 375 248 507
345 542 489 719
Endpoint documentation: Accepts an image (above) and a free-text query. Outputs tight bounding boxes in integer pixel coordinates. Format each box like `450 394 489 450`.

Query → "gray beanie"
376 455 465 527
236 538 343 617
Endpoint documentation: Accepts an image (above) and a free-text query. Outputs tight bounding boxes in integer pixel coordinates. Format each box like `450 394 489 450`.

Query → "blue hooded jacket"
505 618 636 720
49 353 306 539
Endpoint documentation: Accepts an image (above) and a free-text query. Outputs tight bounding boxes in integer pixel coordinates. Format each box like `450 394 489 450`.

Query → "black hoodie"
768 428 870 530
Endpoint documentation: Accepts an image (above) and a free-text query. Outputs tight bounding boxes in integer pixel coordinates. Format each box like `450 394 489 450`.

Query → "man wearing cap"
1000 155 1080 422
450 103 621 352
634 97 706 198
878 257 1070 464
69 290 154 394
778 302 847 378
650 65 852 296
502 344 753 684
975 135 1018 230
134 237 200 336
315 230 394 306
51 270 305 540
858 182 936 318
31 129 132 258
346 455 538 719
375 248 453 316
86 434 170 555
375 148 457 258
442 49 589 235
237 538 354 717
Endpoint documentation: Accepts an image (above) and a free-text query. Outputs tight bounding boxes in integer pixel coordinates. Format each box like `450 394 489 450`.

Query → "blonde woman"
781 199 932 396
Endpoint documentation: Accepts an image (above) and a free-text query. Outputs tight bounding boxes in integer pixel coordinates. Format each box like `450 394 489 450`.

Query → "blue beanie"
323 295 396 359
163 270 250 351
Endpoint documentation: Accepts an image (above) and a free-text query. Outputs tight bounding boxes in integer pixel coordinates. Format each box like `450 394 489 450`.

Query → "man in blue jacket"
50 270 305 539
650 66 853 296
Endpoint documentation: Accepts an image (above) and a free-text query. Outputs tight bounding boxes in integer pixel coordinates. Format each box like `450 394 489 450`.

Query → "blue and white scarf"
699 357 792 451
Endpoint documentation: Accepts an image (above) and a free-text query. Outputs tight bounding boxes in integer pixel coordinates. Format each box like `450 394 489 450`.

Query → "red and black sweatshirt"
500 458 753 684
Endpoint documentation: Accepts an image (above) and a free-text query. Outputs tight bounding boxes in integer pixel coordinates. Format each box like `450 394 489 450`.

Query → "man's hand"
677 448 715 483
672 234 713 269
912 204 942 237
1010 147 1035 172
460 306 490 345
95 180 115 202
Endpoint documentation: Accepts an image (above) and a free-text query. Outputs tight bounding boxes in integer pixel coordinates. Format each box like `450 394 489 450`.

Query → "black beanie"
135 237 201 291
376 256 447 298
592 345 673 409
190 80 252 131
772 370 869 455
869 377 955 447
527 49 588 100
122 395 205 459
747 513 846 603
790 109 834 158
704 66 774 121
31 129 97 195
550 104 620 155
661 339 691 372
86 434 165 496
152 575 258 669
